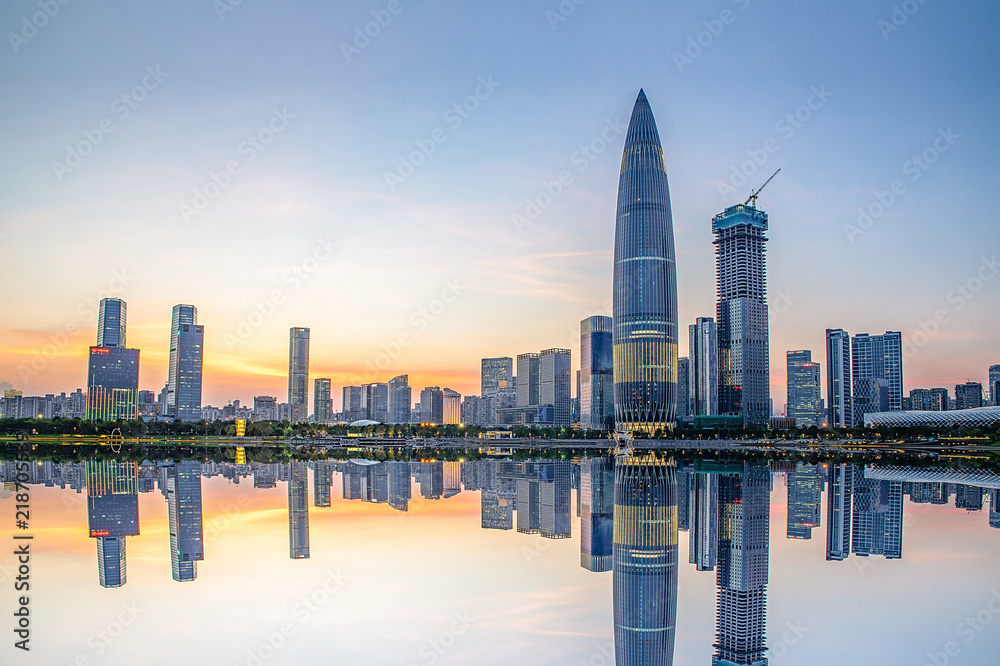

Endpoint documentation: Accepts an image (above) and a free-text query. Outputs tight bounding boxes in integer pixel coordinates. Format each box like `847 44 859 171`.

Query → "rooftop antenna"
745 168 781 207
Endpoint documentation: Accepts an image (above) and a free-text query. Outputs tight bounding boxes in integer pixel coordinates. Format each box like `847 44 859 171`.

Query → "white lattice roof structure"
863 406 1000 428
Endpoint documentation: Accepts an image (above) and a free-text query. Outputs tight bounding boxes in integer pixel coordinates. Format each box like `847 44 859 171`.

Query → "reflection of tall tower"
580 457 614 572
826 464 854 561
313 461 333 508
166 461 204 582
85 460 139 588
516 478 540 534
288 462 310 559
388 461 412 512
989 490 999 529
420 462 444 500
540 460 571 539
612 90 679 435
613 456 678 665
481 489 514 530
714 463 770 666
852 472 903 559
786 463 821 540
689 472 718 571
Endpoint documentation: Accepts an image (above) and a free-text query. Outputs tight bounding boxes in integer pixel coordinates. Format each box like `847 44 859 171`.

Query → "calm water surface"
1 455 998 665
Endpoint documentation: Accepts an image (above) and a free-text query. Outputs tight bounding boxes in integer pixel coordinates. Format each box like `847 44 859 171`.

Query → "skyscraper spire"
613 89 679 435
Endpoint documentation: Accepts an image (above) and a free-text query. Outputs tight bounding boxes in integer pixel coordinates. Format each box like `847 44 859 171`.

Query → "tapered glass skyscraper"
613 89 679 435
288 327 310 423
166 304 203 422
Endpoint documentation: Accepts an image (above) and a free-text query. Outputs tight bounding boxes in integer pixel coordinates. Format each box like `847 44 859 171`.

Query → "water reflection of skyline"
3 457 999 664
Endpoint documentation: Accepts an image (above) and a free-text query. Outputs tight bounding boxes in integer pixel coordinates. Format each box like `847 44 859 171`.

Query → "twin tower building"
613 90 770 433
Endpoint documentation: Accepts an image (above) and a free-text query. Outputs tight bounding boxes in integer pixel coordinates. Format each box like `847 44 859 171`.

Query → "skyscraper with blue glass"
714 204 770 428
86 298 139 422
581 316 614 431
613 90 679 435
167 304 204 422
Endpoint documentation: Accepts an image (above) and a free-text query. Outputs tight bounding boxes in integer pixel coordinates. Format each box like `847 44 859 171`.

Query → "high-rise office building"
826 464 854 561
715 463 770 666
613 90 679 435
539 348 571 427
342 386 363 422
580 316 614 431
612 456 678 665
442 388 462 425
313 378 332 423
288 328 310 423
676 357 691 420
852 473 903 559
826 329 852 429
787 350 821 428
955 382 984 410
787 463 821 539
165 461 204 582
516 477 541 534
387 375 411 424
288 462 310 559
166 304 204 422
96 297 126 348
480 489 514 530
87 298 140 423
689 472 718 571
86 460 139 588
516 353 541 408
363 382 389 422
580 457 614 572
990 365 1000 406
689 317 718 416
419 386 444 425
314 460 333 508
910 387 949 411
540 460 571 538
714 200 771 428
481 357 514 398
852 332 903 426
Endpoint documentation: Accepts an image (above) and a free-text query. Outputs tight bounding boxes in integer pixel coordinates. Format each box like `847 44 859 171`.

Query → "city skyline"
2 3 998 413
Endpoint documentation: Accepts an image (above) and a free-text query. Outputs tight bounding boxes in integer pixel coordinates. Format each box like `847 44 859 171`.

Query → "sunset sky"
2 0 998 409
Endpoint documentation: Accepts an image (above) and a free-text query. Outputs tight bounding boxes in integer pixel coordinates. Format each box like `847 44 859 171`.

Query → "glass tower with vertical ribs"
613 89 679 435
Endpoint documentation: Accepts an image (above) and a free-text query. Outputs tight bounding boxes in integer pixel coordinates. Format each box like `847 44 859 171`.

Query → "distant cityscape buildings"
786 350 821 428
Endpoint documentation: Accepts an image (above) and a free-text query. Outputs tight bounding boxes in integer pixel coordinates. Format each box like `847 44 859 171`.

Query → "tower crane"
744 168 781 207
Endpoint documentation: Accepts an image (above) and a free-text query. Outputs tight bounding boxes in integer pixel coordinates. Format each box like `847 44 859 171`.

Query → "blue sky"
1 0 998 406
